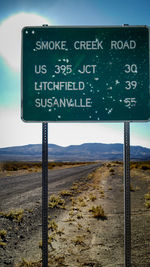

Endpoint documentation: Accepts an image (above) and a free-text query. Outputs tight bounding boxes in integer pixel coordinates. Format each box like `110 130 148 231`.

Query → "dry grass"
0 229 7 238
48 219 58 232
89 205 107 220
0 241 6 248
59 190 73 197
144 192 150 208
48 195 65 209
0 161 93 174
16 258 42 267
0 209 24 223
114 161 123 165
1 162 41 172
89 194 97 201
73 235 85 246
145 200 150 208
76 212 83 219
71 183 79 192
144 192 150 200
130 161 150 170
16 254 67 267
0 229 7 248
130 184 136 192
77 196 86 207
109 168 115 175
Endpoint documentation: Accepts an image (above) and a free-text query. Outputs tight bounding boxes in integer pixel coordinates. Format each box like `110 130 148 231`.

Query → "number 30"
124 64 138 73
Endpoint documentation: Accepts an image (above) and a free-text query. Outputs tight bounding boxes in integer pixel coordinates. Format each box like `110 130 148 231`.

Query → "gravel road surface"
0 163 100 211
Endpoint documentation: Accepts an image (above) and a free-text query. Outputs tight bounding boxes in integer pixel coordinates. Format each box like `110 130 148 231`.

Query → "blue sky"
0 0 150 148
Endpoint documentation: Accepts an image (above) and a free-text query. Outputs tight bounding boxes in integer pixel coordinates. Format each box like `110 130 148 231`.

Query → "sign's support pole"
42 122 48 267
124 122 131 267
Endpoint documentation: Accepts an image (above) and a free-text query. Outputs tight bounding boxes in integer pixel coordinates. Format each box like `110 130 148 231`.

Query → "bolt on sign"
21 26 150 122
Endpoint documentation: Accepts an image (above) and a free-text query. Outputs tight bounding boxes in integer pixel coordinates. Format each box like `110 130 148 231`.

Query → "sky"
0 0 150 149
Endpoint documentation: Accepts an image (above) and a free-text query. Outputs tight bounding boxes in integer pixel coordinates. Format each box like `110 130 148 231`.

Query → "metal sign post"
124 122 131 267
42 122 48 267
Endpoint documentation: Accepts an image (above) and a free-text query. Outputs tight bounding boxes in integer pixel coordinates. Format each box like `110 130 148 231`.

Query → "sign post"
124 122 131 267
42 122 48 267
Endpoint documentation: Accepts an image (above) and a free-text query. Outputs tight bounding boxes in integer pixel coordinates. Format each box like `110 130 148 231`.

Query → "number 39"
125 81 137 90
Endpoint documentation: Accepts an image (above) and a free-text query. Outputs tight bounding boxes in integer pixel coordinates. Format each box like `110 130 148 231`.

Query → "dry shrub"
114 161 123 165
89 194 97 201
109 168 115 175
141 165 150 171
144 192 150 209
144 192 150 200
48 219 58 232
0 229 7 239
89 205 107 220
0 229 7 248
130 161 150 170
0 209 24 223
130 184 135 192
48 195 65 209
16 258 41 267
59 190 72 197
145 200 150 208
73 235 85 246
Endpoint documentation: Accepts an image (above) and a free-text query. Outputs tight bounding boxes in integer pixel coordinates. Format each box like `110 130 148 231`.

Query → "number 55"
124 98 136 107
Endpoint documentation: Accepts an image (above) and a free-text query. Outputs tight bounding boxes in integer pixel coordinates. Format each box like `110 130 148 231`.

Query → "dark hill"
0 143 150 161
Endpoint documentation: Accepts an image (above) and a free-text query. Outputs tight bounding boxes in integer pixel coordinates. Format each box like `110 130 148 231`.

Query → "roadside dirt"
0 162 150 266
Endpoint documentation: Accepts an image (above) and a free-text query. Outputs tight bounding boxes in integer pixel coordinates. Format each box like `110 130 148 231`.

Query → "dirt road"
0 163 100 211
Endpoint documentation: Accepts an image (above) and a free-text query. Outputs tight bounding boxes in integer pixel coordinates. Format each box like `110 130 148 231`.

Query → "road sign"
21 26 150 122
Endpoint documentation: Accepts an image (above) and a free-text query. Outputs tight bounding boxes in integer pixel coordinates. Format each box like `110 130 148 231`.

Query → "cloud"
0 13 50 72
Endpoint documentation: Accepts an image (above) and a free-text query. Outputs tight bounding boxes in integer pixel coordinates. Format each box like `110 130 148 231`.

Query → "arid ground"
0 161 150 266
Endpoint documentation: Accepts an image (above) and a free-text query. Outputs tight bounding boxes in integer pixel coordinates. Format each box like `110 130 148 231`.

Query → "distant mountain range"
0 143 150 161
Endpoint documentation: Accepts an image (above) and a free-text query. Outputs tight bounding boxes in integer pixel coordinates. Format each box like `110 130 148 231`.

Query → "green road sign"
21 26 150 122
